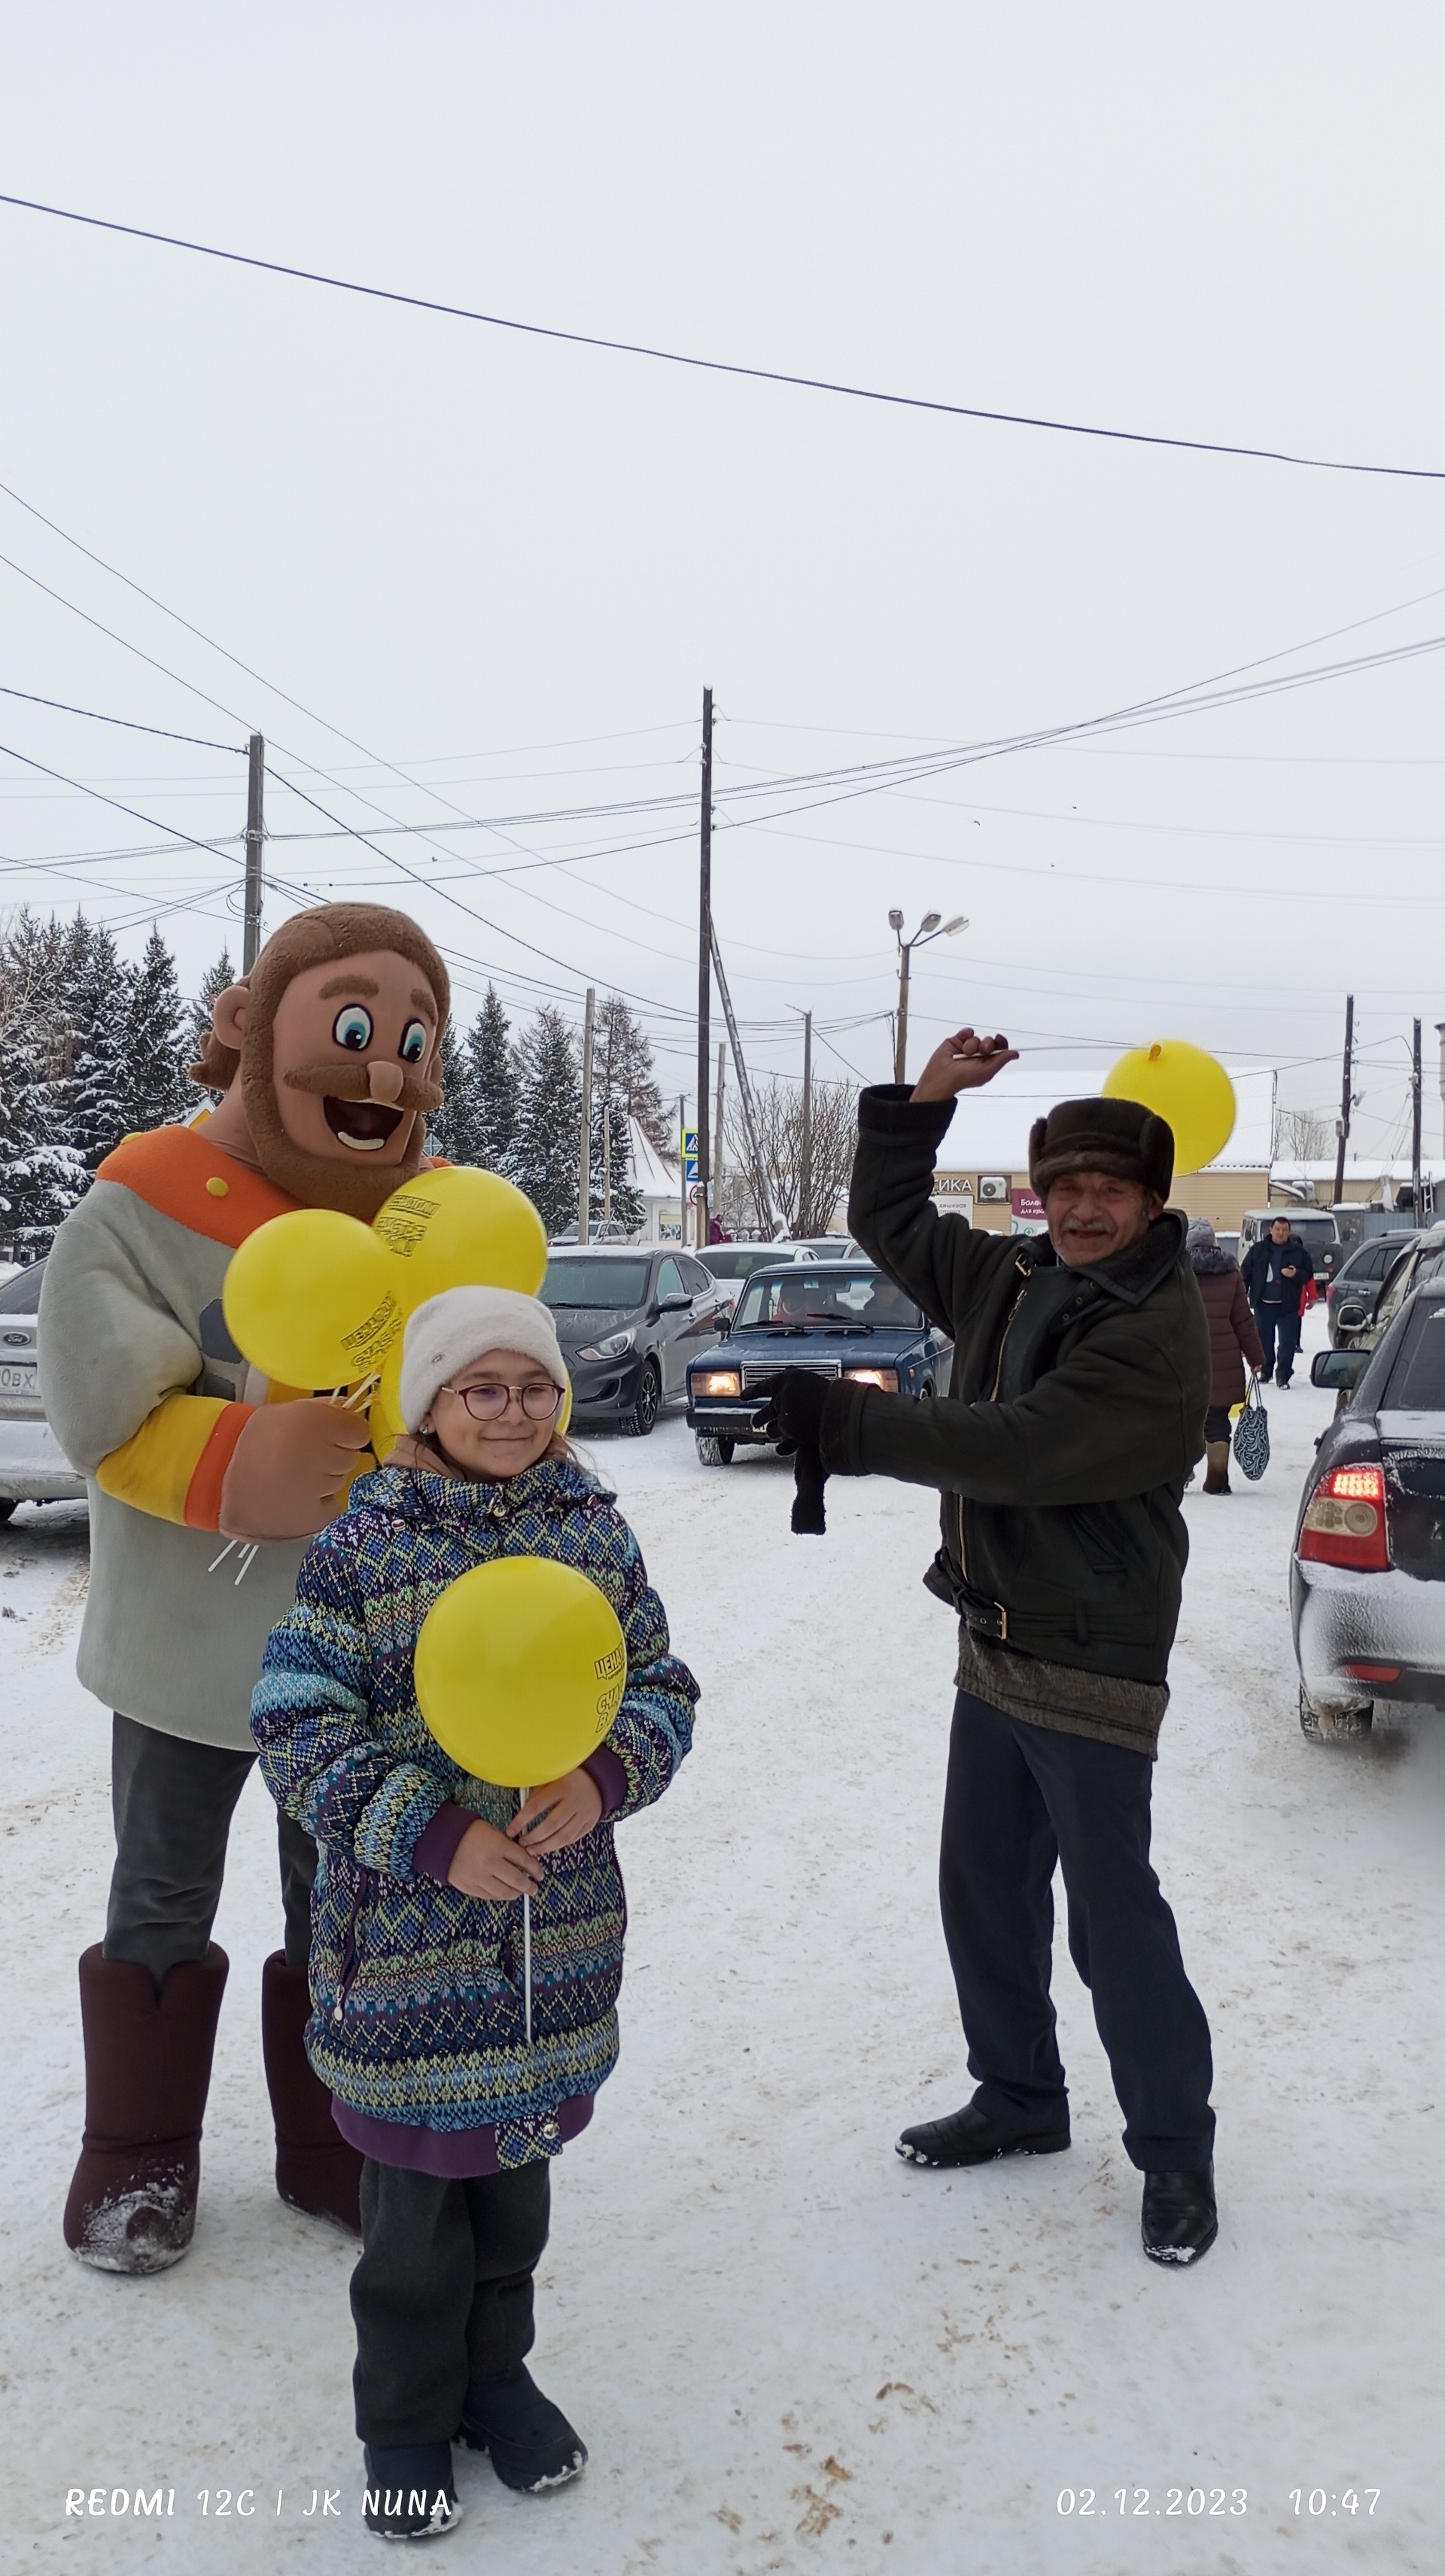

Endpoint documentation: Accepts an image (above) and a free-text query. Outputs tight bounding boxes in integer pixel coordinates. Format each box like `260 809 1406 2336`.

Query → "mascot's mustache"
281 1061 443 1115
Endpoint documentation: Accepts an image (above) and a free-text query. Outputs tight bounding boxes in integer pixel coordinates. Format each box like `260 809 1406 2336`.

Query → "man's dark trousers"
1252 1303 1300 1386
939 1689 1214 2170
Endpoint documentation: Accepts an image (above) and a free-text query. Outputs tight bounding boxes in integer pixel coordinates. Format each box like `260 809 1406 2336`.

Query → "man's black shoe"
896 2094 1070 2168
1140 2164 1218 2266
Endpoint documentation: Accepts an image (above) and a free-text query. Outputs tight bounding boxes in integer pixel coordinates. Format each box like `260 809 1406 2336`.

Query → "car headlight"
844 1367 899 1392
693 1369 741 1397
576 1328 636 1361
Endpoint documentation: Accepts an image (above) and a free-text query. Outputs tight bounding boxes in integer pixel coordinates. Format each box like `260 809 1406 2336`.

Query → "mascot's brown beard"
242 1045 441 1220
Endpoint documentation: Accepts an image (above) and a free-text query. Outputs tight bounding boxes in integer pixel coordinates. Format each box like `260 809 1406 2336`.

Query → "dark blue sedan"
685 1262 954 1464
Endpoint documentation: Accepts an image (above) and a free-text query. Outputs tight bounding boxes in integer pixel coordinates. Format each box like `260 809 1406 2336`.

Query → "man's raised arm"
847 1027 1019 1328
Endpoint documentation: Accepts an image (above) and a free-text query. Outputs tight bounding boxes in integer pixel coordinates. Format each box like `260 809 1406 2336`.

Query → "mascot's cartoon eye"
399 1019 428 1063
333 1005 374 1051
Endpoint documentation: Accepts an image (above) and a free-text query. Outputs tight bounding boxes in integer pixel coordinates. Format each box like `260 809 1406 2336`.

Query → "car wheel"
622 1358 661 1437
916 1379 934 1402
0 1499 15 1524
695 1434 735 1466
1298 1683 1373 1743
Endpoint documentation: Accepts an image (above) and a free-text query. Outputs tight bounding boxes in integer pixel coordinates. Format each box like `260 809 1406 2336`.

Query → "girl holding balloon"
250 1285 698 2544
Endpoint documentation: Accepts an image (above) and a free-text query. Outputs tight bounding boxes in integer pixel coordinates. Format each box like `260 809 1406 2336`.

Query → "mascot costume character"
39 902 449 2272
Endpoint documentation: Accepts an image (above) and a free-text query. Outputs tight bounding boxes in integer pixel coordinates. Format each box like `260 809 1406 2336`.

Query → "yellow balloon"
415 1558 626 1787
373 1167 547 1310
1103 1042 1235 1179
224 1209 404 1390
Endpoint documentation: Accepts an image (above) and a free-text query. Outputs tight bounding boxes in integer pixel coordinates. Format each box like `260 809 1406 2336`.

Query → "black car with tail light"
685 1261 953 1464
1293 1280 1445 1741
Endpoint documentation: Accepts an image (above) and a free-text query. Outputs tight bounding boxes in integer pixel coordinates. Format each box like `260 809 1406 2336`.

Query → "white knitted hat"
399 1286 568 1432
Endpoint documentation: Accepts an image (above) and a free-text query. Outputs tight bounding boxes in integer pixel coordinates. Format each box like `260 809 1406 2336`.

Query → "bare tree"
725 1075 856 1236
1275 1105 1334 1161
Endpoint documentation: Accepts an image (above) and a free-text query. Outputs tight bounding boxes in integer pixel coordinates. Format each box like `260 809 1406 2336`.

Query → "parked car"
0 1257 87 1517
1294 1283 1445 1739
1325 1231 1422 1346
695 1243 782 1321
1238 1206 1343 1289
549 1221 635 1244
685 1261 953 1464
1330 1221 1445 1355
540 1245 728 1435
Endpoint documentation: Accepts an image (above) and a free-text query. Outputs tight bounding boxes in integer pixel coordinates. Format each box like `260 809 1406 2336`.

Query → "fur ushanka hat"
1027 1096 1175 1200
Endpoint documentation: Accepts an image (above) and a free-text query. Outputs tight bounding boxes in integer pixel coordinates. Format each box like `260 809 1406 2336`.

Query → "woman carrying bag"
1187 1220 1266 1495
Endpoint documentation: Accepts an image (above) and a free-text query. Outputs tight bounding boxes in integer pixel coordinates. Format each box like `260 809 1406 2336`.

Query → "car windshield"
0 1258 45 1313
698 1248 772 1281
541 1258 650 1310
733 1270 920 1331
1385 1299 1445 1409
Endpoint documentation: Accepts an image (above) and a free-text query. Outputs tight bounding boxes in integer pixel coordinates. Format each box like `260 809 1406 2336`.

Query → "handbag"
1232 1376 1270 1482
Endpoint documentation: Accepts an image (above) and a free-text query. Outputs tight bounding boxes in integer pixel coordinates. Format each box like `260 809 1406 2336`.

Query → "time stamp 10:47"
1057 2489 1382 2520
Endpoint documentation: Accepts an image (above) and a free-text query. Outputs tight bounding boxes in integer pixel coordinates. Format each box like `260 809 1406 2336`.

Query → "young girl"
251 1285 697 2543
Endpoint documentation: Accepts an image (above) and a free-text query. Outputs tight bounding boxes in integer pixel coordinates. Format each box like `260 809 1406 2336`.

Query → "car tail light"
1298 1462 1389 1570
844 1367 899 1392
1342 1661 1401 1683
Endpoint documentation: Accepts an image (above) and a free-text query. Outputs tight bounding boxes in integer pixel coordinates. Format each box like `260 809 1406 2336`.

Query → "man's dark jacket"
840 1086 1210 1686
1240 1233 1311 1317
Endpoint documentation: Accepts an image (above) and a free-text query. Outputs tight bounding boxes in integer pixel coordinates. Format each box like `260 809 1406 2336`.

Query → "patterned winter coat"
251 1457 697 2165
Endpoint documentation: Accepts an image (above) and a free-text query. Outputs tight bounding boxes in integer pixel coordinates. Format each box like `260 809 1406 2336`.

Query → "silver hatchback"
0 1257 87 1520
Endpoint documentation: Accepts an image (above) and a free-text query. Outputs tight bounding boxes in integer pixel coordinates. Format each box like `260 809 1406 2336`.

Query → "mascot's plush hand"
219 1400 373 1543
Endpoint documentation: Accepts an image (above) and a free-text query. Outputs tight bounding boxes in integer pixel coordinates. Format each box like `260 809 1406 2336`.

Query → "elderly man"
1240 1213 1311 1388
768 1029 1216 2264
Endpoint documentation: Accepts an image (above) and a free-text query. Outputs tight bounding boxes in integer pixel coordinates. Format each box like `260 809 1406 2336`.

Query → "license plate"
0 1362 36 1395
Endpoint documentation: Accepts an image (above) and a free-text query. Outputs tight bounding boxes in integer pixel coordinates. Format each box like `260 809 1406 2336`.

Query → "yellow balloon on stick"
223 1209 404 1390
414 1558 625 1788
373 1168 547 1310
1103 1042 1236 1179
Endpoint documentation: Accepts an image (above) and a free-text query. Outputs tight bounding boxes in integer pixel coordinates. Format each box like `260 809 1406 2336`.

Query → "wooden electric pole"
1331 993 1354 1211
577 986 595 1243
242 733 265 973
800 1010 814 1236
697 686 713 1248
1412 1017 1423 1215
715 1040 726 1218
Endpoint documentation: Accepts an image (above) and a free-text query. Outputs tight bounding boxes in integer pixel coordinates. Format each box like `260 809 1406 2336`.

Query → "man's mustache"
281 1061 443 1115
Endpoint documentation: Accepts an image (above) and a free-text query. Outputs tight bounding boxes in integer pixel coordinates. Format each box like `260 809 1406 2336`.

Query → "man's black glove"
760 1368 849 1537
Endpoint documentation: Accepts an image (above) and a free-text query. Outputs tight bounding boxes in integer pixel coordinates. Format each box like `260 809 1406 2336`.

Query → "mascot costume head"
192 902 451 1221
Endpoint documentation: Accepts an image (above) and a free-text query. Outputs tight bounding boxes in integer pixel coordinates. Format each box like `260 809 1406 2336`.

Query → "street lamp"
891 911 968 1084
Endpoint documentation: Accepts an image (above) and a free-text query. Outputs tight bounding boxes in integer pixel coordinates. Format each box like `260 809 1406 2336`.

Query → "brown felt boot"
260 1952 362 2234
64 1943 228 2274
1203 1440 1232 1495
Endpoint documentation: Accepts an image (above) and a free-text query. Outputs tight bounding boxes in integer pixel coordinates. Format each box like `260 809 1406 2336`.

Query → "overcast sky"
2 5 1444 1159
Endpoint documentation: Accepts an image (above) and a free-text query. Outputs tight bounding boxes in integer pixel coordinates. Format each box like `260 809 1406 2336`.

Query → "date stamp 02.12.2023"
1057 2488 1384 2524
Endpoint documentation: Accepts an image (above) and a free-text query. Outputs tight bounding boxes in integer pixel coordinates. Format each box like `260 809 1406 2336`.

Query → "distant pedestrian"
1186 1220 1265 1493
1241 1215 1310 1387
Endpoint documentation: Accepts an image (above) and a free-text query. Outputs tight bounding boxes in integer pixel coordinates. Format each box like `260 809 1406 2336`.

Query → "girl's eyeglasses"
438 1380 564 1423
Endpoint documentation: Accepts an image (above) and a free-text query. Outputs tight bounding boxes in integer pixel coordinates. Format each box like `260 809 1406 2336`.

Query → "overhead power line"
0 682 240 752
2 190 1443 485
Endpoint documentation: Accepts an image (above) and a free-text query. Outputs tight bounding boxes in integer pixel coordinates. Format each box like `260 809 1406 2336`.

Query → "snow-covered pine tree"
507 1005 581 1235
594 992 668 1154
591 1092 643 1235
126 928 191 1132
427 1017 485 1166
68 924 136 1171
186 945 237 1096
0 911 87 1258
469 985 517 1171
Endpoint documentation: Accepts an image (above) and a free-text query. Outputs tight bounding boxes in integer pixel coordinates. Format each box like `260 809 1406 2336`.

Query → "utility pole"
800 1011 814 1236
893 945 911 1086
1411 1018 1423 1215
696 686 713 1249
242 733 265 973
1436 1022 1445 1161
677 1092 687 1239
1331 992 1355 1211
715 1040 726 1222
710 925 775 1236
577 987 595 1243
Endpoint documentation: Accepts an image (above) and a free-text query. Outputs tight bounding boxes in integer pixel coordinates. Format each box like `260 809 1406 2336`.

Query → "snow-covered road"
3 1309 1441 2573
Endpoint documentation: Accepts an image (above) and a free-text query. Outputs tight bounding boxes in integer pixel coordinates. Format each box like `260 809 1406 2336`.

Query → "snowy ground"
4 1304 1442 2573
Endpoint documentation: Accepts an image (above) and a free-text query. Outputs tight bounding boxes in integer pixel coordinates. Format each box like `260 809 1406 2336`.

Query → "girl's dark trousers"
351 2158 552 2447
